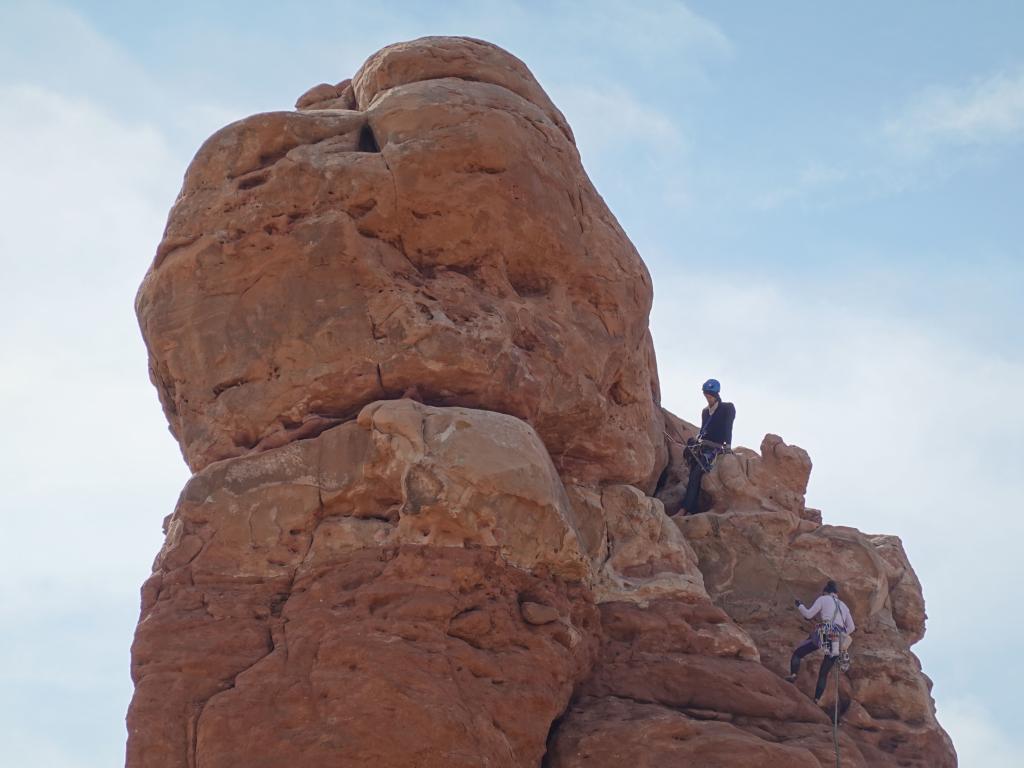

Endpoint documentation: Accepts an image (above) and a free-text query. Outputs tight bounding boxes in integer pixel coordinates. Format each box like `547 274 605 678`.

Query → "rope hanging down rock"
833 661 842 768
665 428 843 765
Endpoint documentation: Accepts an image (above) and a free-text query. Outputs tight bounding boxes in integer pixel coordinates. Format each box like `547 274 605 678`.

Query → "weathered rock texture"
128 400 599 767
136 35 664 490
129 36 956 768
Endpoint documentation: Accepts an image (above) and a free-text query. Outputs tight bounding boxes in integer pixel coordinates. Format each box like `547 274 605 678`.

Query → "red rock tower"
128 37 956 767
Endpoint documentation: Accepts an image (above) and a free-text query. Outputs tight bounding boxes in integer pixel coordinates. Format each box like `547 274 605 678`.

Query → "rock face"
136 35 664 490
128 400 598 767
652 432 955 767
128 36 956 768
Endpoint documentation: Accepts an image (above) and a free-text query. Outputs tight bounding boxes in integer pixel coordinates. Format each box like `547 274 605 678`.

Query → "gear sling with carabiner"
817 595 850 671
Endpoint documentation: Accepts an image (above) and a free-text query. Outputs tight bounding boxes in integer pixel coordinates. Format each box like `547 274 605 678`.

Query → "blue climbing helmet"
702 378 721 395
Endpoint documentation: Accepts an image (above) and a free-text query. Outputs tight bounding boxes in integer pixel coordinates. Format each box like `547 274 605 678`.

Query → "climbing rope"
662 428 690 448
717 499 845 766
833 661 841 768
666 427 846 764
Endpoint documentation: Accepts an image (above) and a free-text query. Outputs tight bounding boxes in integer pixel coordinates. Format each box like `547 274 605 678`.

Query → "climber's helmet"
823 580 839 595
702 378 721 395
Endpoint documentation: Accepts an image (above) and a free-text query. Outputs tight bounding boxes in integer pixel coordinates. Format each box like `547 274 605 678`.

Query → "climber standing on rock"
679 378 736 515
787 580 856 703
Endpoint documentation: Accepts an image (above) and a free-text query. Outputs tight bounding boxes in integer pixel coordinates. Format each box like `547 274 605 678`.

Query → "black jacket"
699 401 736 446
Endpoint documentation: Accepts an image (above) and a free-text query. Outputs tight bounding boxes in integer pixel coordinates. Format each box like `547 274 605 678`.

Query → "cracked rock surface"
128 36 955 768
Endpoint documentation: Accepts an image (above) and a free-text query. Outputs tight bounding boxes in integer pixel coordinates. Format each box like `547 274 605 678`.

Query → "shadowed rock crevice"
357 123 380 153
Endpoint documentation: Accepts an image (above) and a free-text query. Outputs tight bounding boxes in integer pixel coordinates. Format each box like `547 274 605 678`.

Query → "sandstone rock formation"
129 36 956 768
128 400 599 767
136 35 664 490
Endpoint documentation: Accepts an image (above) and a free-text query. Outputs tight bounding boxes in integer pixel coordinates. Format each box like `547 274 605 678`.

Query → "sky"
0 1 1021 765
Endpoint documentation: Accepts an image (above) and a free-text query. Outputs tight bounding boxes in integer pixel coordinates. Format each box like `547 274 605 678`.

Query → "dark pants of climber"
681 443 720 515
790 633 837 701
681 463 705 515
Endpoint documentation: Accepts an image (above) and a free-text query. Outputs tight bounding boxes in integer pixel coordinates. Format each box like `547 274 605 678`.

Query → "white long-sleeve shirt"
799 594 855 633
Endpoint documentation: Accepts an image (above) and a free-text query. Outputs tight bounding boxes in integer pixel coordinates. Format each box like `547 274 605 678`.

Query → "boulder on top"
655 417 813 517
592 484 709 605
136 35 666 490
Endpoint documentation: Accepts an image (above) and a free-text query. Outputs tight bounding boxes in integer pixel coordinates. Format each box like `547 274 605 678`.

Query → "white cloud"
750 71 1024 210
753 161 848 209
0 74 195 765
552 83 685 155
759 69 1024 209
0 1 253 155
886 69 1024 153
443 0 732 66
0 1 154 118
0 738 87 768
939 696 1024 768
550 0 733 63
0 83 189 606
547 82 690 208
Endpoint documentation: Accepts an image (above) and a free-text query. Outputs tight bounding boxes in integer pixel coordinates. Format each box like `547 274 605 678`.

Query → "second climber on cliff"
787 580 856 703
679 378 736 515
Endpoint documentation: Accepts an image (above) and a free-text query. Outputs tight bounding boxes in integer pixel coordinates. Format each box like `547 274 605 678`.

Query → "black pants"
790 634 838 701
681 463 705 514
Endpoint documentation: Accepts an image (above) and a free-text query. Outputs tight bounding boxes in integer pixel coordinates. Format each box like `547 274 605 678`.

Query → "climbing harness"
818 623 843 655
818 595 852 667
685 439 728 472
663 430 731 473
663 429 730 517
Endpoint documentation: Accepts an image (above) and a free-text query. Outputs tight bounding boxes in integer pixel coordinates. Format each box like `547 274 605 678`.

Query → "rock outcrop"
128 36 956 768
136 35 664 490
128 400 599 767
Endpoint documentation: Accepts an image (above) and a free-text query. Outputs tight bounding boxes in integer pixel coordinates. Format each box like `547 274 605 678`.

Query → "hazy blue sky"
1 1 1021 766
